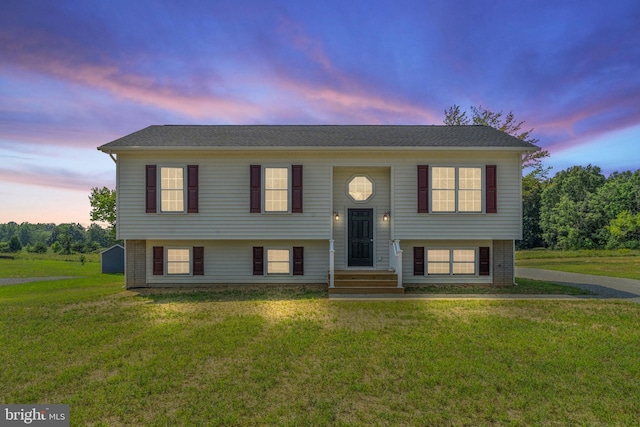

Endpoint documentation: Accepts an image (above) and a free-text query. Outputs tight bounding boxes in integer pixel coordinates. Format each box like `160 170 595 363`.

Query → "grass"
1 254 639 424
1 277 639 425
517 249 640 280
406 278 592 295
0 252 100 278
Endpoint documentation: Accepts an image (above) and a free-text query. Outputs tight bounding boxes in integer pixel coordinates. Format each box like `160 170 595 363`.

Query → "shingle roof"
98 125 539 151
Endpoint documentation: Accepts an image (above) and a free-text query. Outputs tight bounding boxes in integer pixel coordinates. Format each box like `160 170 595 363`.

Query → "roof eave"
98 145 538 153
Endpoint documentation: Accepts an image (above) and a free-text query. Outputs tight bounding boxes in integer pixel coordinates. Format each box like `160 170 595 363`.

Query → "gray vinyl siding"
332 167 391 270
392 152 523 240
145 240 328 285
116 152 332 240
116 150 523 248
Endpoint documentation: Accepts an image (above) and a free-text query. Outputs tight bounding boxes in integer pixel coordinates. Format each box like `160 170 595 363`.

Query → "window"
160 167 184 212
146 165 198 214
251 165 302 214
427 249 476 275
267 249 290 274
167 248 190 275
265 167 289 212
432 167 482 212
348 176 374 202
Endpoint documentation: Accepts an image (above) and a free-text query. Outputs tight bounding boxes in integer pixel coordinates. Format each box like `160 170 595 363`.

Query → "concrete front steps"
329 270 404 294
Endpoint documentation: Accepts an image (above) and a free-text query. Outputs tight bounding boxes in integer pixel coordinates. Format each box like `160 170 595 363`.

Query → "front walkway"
330 268 640 303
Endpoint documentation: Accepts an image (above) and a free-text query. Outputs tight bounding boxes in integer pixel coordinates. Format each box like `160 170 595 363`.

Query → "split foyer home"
98 125 538 293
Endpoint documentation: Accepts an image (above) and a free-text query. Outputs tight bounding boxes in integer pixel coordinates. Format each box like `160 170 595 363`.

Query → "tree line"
523 165 640 250
0 222 117 254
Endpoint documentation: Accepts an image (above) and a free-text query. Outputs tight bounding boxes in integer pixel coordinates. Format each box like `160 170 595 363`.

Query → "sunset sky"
1 0 639 225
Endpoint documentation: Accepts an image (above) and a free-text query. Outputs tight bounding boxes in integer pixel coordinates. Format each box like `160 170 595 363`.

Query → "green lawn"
517 249 640 280
1 269 640 425
0 253 100 278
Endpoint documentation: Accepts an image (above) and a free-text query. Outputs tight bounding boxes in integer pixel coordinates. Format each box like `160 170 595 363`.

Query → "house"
98 125 538 293
100 244 125 274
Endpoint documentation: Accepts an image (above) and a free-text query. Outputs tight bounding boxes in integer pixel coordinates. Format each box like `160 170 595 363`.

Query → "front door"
348 209 374 267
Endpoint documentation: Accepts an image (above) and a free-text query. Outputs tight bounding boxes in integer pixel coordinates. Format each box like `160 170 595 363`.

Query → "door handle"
370 239 374 242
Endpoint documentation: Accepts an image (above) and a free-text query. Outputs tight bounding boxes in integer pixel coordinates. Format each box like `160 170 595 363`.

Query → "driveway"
516 267 640 302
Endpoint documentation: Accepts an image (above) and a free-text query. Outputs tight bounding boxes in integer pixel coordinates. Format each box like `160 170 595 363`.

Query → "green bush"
26 242 48 254
8 236 22 253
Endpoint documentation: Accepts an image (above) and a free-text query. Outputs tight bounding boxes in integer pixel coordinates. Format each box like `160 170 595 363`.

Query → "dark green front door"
348 209 374 267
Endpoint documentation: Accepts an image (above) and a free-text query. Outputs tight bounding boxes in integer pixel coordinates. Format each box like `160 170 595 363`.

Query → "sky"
1 0 639 225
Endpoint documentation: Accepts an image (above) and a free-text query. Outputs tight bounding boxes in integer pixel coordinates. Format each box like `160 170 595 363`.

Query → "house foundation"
125 240 147 288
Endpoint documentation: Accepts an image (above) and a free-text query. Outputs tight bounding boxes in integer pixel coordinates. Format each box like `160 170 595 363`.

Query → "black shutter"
193 246 204 275
250 165 261 213
486 165 497 213
187 165 199 213
414 247 425 275
418 165 429 213
153 246 163 275
253 246 264 275
146 165 157 213
293 246 304 275
479 247 490 276
292 165 303 213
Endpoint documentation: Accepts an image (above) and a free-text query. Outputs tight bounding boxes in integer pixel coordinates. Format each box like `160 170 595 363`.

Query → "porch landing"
329 270 404 294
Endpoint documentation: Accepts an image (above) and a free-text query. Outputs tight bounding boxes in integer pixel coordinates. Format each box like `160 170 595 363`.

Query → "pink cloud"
0 167 112 193
532 87 640 153
273 19 439 124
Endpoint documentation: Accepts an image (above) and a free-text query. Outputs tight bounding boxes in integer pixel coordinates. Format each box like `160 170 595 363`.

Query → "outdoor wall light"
383 211 391 221
334 211 340 221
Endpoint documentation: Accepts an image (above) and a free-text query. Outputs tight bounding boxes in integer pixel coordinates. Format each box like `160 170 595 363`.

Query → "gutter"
97 145 537 153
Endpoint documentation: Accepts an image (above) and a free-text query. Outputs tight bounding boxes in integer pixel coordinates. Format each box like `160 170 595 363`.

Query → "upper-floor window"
265 167 289 212
161 167 185 212
432 167 482 213
146 165 198 214
250 165 303 214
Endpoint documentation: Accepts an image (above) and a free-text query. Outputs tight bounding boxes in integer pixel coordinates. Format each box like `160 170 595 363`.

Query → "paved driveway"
516 268 640 302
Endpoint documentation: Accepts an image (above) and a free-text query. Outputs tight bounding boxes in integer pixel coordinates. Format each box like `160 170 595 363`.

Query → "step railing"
389 240 403 288
329 239 335 288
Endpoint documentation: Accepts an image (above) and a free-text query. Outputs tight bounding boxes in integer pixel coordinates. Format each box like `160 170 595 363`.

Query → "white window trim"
159 165 187 214
346 174 376 203
263 166 291 214
426 248 478 276
166 247 192 276
266 248 292 275
430 166 484 213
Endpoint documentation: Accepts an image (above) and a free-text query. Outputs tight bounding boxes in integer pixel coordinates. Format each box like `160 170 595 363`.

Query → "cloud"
0 165 113 193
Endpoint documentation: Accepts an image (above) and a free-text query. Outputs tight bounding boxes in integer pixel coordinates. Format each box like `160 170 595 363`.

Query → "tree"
607 211 640 249
539 165 606 249
89 187 116 241
48 223 85 254
443 104 550 170
519 170 546 249
8 236 22 253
